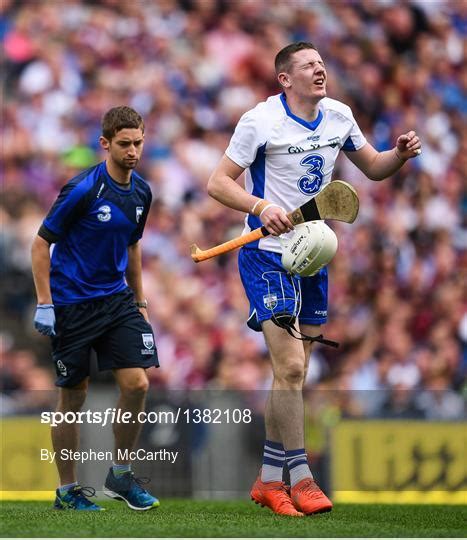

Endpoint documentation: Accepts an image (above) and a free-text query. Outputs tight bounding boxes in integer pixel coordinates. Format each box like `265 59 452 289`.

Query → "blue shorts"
238 248 328 332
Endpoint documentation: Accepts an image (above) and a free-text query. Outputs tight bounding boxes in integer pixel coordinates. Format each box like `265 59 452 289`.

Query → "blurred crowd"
1 0 465 421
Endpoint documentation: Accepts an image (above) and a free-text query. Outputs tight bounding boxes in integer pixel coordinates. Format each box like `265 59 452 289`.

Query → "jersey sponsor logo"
314 310 327 316
56 359 67 377
97 205 112 222
297 154 324 195
288 143 320 154
142 333 154 350
307 135 320 141
136 206 144 223
263 293 278 310
288 145 304 154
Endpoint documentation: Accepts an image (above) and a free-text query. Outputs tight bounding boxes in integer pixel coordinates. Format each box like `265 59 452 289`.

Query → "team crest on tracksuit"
141 333 155 355
56 359 67 377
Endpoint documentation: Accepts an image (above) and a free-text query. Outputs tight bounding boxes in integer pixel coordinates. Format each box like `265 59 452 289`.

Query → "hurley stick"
191 180 359 263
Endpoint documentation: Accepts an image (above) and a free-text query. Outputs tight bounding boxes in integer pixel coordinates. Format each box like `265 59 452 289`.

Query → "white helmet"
280 221 338 277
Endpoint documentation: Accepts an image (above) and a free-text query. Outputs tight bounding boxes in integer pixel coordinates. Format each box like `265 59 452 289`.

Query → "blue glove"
34 304 56 336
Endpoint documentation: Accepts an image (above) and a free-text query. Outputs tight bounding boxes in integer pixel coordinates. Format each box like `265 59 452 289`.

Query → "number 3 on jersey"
297 154 324 195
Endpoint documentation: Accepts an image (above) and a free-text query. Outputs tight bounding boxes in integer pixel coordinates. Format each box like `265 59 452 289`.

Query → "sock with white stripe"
285 448 313 486
261 440 285 483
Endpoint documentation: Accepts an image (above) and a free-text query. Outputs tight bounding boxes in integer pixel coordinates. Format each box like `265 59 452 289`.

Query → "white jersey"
225 93 366 253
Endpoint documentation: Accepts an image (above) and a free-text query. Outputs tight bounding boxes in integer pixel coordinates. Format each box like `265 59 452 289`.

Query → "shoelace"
128 474 151 494
274 483 298 512
70 486 98 505
73 486 97 497
296 479 321 496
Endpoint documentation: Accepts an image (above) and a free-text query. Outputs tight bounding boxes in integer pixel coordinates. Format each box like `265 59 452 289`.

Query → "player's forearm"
126 242 145 302
207 173 259 214
31 236 53 304
364 148 407 181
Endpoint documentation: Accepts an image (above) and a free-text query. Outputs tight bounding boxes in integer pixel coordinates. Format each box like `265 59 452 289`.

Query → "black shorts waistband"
54 288 132 308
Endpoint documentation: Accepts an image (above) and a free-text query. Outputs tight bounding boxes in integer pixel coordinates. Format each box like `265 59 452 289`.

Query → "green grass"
0 500 465 537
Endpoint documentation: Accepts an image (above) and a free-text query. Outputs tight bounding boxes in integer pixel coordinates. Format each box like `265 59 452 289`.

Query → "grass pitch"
0 499 465 537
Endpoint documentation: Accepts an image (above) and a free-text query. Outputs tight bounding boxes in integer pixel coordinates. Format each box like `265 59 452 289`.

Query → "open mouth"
314 78 325 87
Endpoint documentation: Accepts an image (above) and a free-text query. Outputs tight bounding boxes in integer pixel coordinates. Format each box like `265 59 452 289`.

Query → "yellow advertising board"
331 420 466 504
0 416 57 500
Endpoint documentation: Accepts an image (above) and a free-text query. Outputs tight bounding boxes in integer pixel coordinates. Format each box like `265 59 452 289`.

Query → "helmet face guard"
280 221 338 277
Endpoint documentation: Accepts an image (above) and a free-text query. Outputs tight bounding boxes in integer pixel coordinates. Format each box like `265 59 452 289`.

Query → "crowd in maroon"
1 0 465 420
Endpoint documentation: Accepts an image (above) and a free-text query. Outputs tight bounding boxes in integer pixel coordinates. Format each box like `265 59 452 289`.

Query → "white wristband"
259 203 284 218
250 199 262 214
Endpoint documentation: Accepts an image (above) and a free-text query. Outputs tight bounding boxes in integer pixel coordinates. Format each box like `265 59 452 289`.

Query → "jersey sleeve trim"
342 136 357 151
343 136 366 151
38 224 60 244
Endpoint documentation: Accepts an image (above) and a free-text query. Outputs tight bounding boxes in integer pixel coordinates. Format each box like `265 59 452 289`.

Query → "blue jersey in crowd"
39 162 152 305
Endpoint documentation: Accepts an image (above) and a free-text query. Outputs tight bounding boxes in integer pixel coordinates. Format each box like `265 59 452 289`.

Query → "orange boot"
290 478 333 515
250 477 304 517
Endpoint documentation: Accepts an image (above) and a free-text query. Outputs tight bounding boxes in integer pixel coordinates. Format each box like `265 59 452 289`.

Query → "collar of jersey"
102 162 135 195
280 93 323 131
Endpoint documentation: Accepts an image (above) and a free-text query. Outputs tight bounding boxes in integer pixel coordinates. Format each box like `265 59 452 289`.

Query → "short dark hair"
101 106 144 140
274 42 318 74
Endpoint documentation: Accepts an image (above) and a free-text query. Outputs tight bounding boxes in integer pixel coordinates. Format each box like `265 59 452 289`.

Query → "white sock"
261 440 285 483
285 448 313 486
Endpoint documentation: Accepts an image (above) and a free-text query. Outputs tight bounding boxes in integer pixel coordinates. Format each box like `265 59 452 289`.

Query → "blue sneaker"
103 468 160 511
53 485 104 511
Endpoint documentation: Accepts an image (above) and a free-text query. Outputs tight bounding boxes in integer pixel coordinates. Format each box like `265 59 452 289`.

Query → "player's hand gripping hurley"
191 180 359 262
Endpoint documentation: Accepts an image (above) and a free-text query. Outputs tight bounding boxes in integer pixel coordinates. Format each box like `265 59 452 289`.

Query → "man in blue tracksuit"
31 106 160 511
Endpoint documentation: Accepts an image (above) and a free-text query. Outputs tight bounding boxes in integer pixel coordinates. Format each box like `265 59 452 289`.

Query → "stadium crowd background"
1 0 465 422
